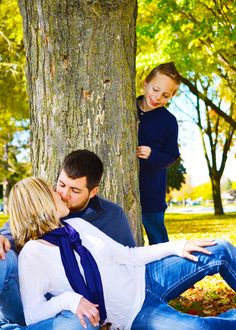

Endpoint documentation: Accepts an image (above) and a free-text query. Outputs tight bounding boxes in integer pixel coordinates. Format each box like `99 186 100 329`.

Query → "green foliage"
190 182 213 201
0 0 30 191
0 0 28 118
232 182 236 190
167 157 186 192
137 0 235 213
137 0 235 93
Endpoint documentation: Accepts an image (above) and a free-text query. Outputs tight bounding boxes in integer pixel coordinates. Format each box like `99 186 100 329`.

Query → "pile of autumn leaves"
170 275 236 316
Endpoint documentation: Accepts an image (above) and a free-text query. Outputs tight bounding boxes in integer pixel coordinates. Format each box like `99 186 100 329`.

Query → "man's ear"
89 186 99 199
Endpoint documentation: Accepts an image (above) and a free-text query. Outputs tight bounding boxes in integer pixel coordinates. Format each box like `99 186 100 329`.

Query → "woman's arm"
18 241 82 325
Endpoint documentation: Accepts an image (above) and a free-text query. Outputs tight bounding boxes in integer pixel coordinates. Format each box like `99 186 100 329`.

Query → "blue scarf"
42 222 107 324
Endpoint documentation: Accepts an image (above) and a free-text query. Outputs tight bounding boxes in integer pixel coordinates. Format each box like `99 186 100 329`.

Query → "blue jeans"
0 251 98 330
0 250 25 326
131 239 236 330
142 212 169 245
0 311 99 330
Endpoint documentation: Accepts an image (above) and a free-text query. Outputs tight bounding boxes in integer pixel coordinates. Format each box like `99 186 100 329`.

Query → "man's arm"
0 235 11 259
117 208 136 247
0 221 15 257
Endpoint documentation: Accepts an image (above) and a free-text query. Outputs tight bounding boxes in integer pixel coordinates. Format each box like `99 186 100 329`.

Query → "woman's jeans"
131 239 236 330
0 251 98 330
142 212 169 245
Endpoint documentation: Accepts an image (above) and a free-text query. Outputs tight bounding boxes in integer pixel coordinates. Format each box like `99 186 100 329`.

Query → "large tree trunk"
18 0 143 243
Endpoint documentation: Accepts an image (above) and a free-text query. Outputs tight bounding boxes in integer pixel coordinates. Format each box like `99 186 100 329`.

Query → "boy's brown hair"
145 62 181 86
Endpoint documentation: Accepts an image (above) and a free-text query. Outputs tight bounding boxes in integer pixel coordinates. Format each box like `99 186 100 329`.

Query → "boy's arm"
140 119 180 169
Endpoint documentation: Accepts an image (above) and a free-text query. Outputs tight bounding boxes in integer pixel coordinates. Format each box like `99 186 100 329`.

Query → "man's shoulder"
96 196 123 212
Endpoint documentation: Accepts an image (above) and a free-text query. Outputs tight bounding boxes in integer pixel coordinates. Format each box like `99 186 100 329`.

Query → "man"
56 150 136 247
0 149 136 329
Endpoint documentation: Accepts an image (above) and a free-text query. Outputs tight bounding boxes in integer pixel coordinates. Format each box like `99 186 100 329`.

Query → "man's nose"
61 188 70 200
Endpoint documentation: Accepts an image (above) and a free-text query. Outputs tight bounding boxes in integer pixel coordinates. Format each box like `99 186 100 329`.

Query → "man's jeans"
0 251 98 330
0 311 98 330
131 239 236 330
0 250 25 326
142 212 169 245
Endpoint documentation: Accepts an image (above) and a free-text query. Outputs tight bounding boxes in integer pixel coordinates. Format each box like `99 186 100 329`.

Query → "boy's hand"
76 297 100 328
0 235 11 260
183 239 216 262
136 146 151 159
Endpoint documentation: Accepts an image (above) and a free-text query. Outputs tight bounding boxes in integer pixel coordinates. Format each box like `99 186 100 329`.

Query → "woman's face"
51 190 70 218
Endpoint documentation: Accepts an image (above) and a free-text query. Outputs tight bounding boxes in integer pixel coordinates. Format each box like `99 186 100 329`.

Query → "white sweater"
18 217 186 330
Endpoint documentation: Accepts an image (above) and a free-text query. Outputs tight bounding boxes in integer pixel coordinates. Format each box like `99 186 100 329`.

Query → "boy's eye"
153 88 159 92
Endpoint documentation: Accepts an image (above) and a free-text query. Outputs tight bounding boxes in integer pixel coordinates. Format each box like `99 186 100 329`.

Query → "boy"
137 62 180 245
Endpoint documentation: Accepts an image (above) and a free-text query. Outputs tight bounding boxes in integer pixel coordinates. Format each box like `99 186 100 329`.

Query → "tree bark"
210 176 224 215
19 0 143 244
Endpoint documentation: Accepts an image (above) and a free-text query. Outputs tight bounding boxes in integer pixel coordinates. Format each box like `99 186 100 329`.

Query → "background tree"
167 157 186 193
0 0 31 213
137 0 236 214
18 0 143 243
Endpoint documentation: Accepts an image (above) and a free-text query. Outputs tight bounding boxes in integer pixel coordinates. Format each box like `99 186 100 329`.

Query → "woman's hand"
76 297 100 328
136 146 151 159
183 239 216 262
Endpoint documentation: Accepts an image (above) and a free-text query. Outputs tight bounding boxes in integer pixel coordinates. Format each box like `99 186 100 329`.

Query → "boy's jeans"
142 212 169 245
131 239 236 330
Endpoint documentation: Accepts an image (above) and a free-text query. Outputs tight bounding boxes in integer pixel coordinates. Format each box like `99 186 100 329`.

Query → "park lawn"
1 212 235 316
0 215 8 227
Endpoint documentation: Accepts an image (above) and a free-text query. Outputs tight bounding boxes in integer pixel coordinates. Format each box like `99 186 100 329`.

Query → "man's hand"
0 235 11 260
136 146 151 159
76 297 100 328
183 239 216 262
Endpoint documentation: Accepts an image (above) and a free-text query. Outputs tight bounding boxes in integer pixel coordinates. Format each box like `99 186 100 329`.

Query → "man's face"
143 72 179 110
56 170 98 212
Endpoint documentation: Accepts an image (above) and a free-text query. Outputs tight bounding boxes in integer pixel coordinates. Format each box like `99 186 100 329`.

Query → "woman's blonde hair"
9 177 61 250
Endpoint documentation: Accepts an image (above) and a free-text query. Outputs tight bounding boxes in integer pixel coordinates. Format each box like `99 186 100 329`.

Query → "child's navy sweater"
137 96 180 212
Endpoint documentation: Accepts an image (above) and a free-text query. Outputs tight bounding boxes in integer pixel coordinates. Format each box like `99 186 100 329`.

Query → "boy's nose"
154 91 161 101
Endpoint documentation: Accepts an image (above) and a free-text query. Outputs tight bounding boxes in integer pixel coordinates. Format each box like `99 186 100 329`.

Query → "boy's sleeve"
140 118 180 169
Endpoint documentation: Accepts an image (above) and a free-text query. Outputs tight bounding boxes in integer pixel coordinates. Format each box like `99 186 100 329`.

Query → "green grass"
0 215 8 227
165 212 236 244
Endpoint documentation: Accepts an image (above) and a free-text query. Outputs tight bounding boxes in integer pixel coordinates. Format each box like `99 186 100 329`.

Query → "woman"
9 177 236 330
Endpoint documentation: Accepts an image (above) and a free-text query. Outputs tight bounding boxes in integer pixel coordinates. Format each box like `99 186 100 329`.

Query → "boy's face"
142 72 179 110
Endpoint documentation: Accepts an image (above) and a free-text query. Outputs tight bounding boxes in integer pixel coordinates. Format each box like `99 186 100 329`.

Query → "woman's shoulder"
19 239 44 259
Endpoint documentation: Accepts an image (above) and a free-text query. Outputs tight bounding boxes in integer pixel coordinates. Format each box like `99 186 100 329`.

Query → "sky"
175 113 236 187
